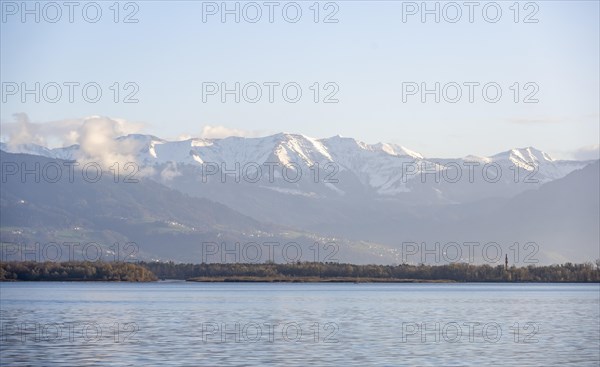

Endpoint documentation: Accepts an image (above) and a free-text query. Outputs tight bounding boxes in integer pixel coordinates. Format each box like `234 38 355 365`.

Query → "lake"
1 282 599 366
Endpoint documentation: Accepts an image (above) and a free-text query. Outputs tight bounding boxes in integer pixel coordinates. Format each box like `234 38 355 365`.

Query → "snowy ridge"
1 134 592 196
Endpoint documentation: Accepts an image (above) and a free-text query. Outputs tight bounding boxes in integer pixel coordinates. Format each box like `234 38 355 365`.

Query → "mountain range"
1 133 598 264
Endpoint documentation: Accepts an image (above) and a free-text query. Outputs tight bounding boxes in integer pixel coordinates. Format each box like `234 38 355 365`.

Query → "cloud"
1 113 145 147
507 117 562 125
159 162 181 181
74 116 145 167
551 145 600 161
1 113 44 146
507 114 599 125
199 125 264 139
570 145 600 161
175 134 193 141
1 113 82 148
0 113 146 167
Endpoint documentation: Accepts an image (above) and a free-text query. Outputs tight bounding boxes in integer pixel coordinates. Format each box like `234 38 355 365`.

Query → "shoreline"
2 278 599 283
3 261 599 283
185 276 456 283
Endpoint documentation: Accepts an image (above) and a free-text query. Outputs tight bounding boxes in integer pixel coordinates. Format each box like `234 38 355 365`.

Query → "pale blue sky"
1 0 598 158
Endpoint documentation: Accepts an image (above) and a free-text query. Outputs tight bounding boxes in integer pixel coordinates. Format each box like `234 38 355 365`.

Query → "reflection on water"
1 282 599 366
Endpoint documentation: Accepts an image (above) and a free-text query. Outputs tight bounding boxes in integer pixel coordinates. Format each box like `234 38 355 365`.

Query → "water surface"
1 282 598 366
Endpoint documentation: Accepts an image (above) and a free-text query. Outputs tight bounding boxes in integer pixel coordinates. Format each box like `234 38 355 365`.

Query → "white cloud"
507 116 562 125
571 145 600 161
175 134 193 141
74 116 145 167
1 113 81 148
551 145 600 161
0 113 147 168
1 113 145 148
159 162 181 181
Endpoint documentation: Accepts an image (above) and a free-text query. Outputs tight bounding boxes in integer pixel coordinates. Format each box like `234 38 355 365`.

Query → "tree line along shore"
1 261 599 282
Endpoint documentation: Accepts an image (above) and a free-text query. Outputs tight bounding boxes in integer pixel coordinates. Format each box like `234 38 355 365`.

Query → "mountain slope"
0 151 399 264
1 134 597 264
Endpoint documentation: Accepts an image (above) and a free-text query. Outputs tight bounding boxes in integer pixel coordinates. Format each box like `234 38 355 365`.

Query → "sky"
1 0 599 159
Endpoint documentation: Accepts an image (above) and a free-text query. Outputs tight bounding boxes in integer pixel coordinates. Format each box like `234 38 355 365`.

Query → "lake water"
0 282 598 366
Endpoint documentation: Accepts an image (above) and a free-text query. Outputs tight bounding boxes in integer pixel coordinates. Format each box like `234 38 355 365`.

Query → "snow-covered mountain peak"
0 142 54 157
321 135 372 152
492 147 555 170
372 143 423 159
117 133 163 143
462 154 492 163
